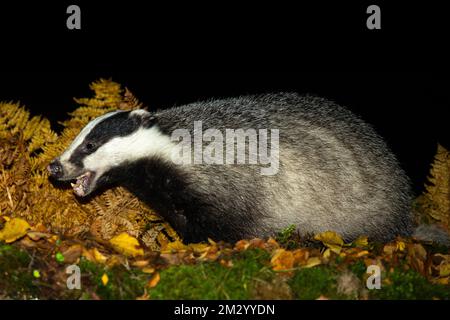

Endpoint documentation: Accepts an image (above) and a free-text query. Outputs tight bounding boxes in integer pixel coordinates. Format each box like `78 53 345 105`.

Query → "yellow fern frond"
422 144 450 228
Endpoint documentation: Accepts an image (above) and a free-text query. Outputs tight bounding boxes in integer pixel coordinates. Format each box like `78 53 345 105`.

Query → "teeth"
71 183 76 187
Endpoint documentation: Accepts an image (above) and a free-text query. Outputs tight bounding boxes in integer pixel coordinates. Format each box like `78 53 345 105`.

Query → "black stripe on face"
68 111 142 167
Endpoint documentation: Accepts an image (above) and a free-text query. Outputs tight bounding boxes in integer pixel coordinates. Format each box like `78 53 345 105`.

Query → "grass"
371 268 450 300
0 244 37 299
149 249 274 299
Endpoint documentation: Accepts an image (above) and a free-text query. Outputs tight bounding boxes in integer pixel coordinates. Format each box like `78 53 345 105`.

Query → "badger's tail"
413 224 450 246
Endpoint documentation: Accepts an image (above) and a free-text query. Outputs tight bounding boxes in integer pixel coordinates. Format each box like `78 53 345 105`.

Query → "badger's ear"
141 113 157 128
130 109 157 128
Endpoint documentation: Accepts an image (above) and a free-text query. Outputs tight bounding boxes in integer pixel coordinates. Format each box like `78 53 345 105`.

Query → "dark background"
0 72 447 195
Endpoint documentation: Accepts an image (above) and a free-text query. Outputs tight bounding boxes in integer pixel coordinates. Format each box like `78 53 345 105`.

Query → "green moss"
276 225 297 247
290 266 344 300
349 260 367 278
149 249 274 300
0 244 37 299
78 258 149 300
371 268 450 300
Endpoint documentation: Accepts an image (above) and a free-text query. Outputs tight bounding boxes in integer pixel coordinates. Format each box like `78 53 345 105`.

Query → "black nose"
47 159 63 178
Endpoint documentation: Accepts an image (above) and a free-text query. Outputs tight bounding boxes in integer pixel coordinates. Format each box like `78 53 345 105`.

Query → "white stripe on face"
82 125 177 184
60 111 124 162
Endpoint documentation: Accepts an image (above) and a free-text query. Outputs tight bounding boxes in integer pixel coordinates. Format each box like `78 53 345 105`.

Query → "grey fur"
413 224 450 246
53 92 423 243
153 93 414 242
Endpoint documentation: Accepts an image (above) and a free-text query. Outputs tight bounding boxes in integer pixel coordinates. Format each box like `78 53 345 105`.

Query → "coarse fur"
50 93 416 243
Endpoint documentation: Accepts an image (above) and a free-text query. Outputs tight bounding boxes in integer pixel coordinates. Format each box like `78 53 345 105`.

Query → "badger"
47 93 441 244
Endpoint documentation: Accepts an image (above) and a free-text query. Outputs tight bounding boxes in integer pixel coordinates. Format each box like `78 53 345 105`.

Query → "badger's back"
143 93 413 242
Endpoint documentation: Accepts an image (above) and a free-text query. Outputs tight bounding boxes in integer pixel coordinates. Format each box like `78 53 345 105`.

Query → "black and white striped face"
48 109 170 197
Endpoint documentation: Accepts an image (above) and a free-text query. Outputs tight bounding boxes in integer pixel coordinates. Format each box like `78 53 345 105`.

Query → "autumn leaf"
271 249 295 271
142 267 155 274
265 237 280 250
161 240 188 253
109 232 144 257
292 248 309 266
101 273 109 286
27 231 52 241
234 240 250 251
396 240 406 252
383 243 397 255
189 243 211 253
0 218 31 243
433 254 450 277
314 231 344 253
323 248 332 259
304 257 322 268
132 260 150 268
92 248 108 264
352 236 369 248
61 244 83 264
148 272 160 288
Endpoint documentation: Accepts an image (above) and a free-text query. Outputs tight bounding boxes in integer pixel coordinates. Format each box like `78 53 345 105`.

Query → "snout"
47 159 64 179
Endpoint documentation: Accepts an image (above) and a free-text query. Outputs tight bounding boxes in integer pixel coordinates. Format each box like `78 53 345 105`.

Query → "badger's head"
47 109 167 197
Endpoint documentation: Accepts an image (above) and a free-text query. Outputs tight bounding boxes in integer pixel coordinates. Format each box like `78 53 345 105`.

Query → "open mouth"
70 171 94 197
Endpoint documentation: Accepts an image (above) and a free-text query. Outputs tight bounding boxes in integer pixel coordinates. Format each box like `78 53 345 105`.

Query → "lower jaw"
73 187 87 197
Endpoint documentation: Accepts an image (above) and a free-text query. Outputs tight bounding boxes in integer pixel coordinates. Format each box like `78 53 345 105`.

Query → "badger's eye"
85 142 95 151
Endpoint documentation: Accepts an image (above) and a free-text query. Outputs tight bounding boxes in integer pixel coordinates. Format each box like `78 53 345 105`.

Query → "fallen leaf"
0 218 31 243
27 231 52 241
352 236 369 248
82 248 95 262
396 240 406 252
435 277 449 285
142 267 155 274
31 223 48 233
355 250 369 258
136 290 150 300
265 237 280 250
234 240 250 251
439 263 450 277
160 253 183 265
188 243 210 253
271 249 295 271
292 249 309 266
109 233 144 257
314 231 344 254
304 257 322 268
148 272 160 288
219 259 234 268
61 244 83 264
248 238 266 249
101 273 109 286
106 255 125 268
161 240 188 253
383 243 397 255
132 260 150 268
92 248 108 264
